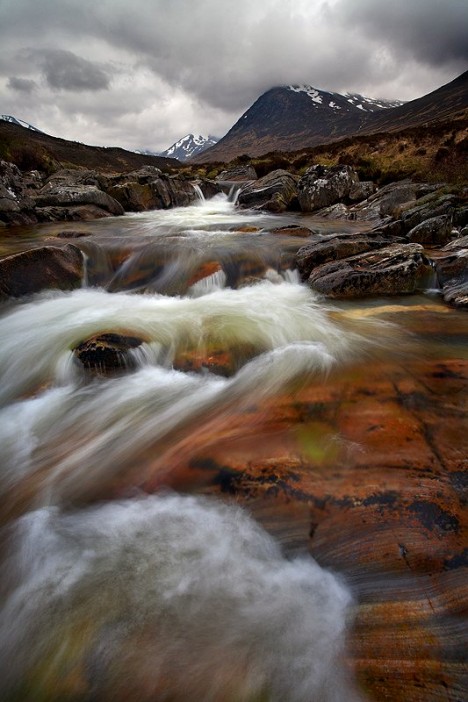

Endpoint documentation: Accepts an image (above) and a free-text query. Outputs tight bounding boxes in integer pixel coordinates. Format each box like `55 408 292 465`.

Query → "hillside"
0 121 181 174
194 71 468 163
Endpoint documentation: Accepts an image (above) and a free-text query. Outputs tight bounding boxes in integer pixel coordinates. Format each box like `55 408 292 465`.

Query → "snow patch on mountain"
287 86 404 112
1 114 43 132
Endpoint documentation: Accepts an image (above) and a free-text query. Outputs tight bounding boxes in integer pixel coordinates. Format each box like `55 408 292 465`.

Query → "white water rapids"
0 193 387 701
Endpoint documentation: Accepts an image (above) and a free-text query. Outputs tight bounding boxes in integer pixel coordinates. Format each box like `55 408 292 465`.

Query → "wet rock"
237 169 299 212
34 184 124 216
401 194 458 233
196 178 223 200
107 172 196 211
74 333 145 374
0 244 84 298
348 180 375 202
35 205 114 221
406 215 453 246
442 282 468 308
0 160 37 224
269 225 313 238
296 233 396 280
453 206 468 228
216 165 257 181
307 243 433 298
297 164 360 212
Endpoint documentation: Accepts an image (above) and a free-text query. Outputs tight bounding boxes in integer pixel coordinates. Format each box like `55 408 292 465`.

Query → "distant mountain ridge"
193 72 468 162
160 134 219 161
1 114 44 133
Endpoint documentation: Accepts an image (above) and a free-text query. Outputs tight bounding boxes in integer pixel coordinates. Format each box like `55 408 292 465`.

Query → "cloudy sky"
0 0 467 152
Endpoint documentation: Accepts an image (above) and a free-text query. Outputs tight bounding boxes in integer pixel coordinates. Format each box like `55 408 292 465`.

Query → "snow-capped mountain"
193 84 407 162
0 114 43 133
287 85 403 113
160 134 219 161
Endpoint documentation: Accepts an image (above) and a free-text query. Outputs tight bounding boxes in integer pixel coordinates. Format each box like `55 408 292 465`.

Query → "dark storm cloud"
7 77 37 93
0 0 466 151
334 0 468 66
31 49 111 91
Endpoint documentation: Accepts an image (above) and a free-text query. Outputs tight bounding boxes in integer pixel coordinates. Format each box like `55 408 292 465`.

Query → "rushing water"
0 192 463 701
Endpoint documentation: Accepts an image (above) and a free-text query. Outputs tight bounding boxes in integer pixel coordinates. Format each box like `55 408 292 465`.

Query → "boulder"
0 160 38 224
106 173 196 211
237 169 299 212
33 184 125 216
401 195 458 233
348 180 375 202
307 243 433 298
442 282 468 308
216 165 257 182
0 245 84 298
296 233 397 280
406 215 453 246
74 333 145 375
297 164 360 212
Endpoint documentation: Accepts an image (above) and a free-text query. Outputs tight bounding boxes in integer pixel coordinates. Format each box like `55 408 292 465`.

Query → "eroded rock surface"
0 244 84 298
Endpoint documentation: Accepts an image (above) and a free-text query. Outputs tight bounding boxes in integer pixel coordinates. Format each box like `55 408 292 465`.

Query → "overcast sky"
0 0 466 152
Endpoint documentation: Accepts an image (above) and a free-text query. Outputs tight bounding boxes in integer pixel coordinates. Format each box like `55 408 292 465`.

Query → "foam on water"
0 494 361 701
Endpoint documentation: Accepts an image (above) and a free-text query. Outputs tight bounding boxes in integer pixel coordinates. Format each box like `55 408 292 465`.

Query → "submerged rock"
307 243 433 298
0 245 84 298
74 333 145 374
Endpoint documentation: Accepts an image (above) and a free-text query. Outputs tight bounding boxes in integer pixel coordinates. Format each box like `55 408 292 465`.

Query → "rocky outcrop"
0 160 200 223
297 164 360 212
74 333 145 375
216 165 257 182
433 236 468 308
0 160 37 225
306 243 433 298
296 232 400 280
237 169 299 212
406 215 453 246
33 184 125 216
106 167 197 211
0 244 84 298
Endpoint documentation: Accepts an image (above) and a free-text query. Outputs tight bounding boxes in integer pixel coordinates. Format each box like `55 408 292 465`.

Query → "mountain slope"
193 85 401 162
1 114 44 133
0 121 181 174
360 69 468 134
194 71 468 163
160 134 218 161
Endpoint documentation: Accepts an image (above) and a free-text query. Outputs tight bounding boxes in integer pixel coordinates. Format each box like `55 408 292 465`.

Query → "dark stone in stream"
0 244 84 299
33 183 125 216
296 233 398 280
237 169 299 212
297 164 360 212
74 333 145 374
306 243 433 298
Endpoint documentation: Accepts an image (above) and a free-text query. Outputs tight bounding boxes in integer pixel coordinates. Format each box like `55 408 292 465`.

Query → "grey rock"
297 164 360 212
237 170 299 212
34 184 125 216
0 244 84 298
216 165 257 182
406 215 453 246
307 243 433 298
297 233 397 280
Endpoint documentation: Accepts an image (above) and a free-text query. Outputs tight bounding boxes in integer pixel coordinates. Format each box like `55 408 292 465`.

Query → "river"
0 192 466 701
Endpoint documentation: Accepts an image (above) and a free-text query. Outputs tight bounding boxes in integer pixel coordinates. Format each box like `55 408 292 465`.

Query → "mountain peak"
160 133 219 161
